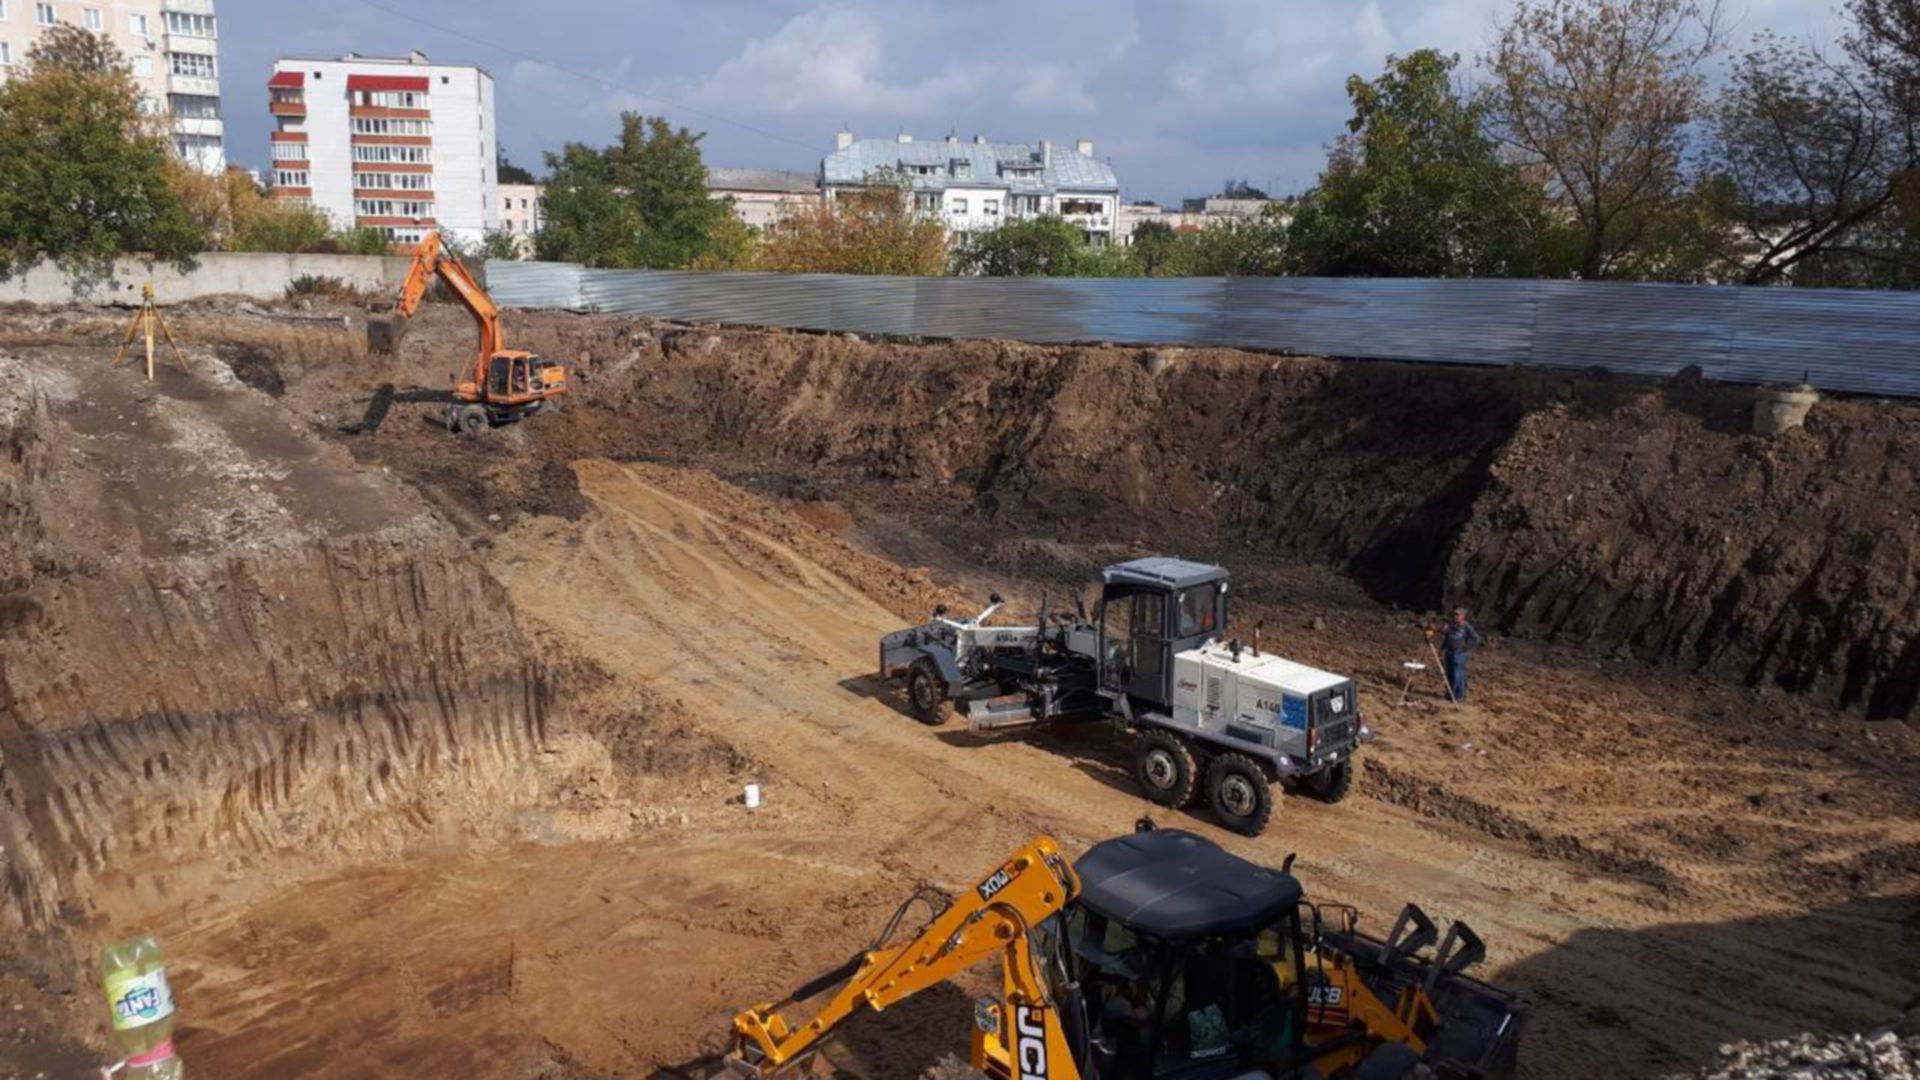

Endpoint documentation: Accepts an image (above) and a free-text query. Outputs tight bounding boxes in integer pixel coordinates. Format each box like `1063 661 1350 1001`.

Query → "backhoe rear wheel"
1133 731 1198 809
907 659 948 726
1206 753 1274 837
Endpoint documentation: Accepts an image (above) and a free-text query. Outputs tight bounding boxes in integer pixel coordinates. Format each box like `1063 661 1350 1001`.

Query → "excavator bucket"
366 312 408 355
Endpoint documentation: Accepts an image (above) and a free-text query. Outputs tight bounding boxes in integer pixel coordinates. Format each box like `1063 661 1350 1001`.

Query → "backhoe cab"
370 230 567 434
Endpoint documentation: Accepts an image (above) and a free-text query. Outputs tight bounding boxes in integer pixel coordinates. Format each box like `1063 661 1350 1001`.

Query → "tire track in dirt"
474 460 1918 1076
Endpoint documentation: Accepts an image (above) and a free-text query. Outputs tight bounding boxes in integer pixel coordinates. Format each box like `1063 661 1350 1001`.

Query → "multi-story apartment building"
820 132 1118 243
705 167 819 231
0 0 225 173
267 51 497 246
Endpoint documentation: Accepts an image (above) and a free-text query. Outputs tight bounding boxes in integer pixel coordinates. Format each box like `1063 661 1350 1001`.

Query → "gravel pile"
1684 1028 1920 1079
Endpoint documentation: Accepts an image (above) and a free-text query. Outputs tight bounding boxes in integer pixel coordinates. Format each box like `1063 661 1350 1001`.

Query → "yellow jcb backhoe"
702 823 1526 1080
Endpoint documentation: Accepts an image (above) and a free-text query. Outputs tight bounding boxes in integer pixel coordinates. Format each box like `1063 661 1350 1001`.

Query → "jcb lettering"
977 868 1013 902
1016 1006 1048 1078
1309 984 1345 1006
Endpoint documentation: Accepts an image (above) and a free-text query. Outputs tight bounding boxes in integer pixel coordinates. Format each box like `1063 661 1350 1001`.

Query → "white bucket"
744 784 762 810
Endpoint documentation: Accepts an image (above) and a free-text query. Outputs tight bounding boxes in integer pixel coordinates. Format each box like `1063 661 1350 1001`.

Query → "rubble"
1680 1029 1920 1079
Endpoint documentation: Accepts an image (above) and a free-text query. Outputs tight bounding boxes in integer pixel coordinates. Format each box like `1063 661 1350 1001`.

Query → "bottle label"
104 969 175 1031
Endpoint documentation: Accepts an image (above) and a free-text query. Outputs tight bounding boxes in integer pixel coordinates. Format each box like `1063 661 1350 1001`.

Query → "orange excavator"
369 230 568 434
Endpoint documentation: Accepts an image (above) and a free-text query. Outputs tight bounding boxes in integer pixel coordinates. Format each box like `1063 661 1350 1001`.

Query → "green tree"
536 141 643 266
496 145 538 185
480 229 524 261
1161 206 1292 276
951 216 1088 276
0 25 202 279
538 113 733 269
1286 50 1568 277
1128 219 1181 275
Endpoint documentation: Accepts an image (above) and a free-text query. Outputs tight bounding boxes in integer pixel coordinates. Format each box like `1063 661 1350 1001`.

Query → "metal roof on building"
705 168 820 195
821 138 1117 193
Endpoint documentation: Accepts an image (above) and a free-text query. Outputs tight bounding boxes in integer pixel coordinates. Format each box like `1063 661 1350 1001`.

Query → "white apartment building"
820 132 1119 243
0 0 225 173
268 51 497 246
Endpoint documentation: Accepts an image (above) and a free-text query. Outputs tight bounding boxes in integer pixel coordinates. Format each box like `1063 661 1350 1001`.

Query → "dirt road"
135 457 1915 1079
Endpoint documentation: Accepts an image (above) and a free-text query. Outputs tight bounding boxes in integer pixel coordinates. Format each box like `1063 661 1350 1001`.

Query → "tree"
497 146 538 185
480 229 523 261
753 177 947 275
1482 0 1723 278
1286 50 1569 277
1160 206 1292 276
0 25 202 279
536 141 643 266
1129 219 1180 275
1221 179 1271 200
1697 36 1905 284
537 113 734 269
951 217 1091 276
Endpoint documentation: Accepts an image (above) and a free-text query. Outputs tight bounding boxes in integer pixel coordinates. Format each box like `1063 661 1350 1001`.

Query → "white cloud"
661 7 989 118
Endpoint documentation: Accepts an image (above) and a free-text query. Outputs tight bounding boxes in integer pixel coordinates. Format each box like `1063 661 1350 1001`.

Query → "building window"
129 12 148 36
270 142 308 162
351 117 431 136
983 198 1000 217
169 93 218 119
0 2 8 22
354 90 427 109
0 43 10 67
130 55 151 77
164 11 215 37
355 199 435 218
168 53 217 79
84 7 100 30
950 197 969 214
355 171 431 191
274 170 309 188
353 144 432 164
35 3 54 26
913 191 939 212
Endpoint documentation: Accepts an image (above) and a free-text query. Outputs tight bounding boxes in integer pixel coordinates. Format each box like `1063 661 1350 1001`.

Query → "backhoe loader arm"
727 836 1084 1078
389 230 506 379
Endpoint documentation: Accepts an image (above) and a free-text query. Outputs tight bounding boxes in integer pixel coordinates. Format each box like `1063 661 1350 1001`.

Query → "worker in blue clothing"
1438 608 1484 702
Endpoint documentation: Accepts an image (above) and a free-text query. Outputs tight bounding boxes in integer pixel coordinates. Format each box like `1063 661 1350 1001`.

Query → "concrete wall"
0 252 414 305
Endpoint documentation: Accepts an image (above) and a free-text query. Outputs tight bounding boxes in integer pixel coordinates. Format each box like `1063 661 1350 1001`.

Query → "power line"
348 0 828 156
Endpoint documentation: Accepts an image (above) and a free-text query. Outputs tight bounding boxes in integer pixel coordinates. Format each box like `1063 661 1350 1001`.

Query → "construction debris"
1678 1029 1920 1079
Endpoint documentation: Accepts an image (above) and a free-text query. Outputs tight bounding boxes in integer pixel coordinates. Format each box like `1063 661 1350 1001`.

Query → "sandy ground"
119 458 1917 1079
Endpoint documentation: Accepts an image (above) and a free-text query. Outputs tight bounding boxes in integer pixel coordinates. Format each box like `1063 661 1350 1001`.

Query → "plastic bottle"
101 935 183 1079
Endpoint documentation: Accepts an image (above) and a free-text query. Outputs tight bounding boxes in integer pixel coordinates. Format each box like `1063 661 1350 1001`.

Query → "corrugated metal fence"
487 260 1920 396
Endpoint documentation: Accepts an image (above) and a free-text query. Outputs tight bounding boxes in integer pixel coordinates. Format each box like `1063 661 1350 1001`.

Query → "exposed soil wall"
541 324 1920 717
0 349 552 932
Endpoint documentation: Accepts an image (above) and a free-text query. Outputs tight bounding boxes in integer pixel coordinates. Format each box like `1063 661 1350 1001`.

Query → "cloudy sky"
222 0 1847 204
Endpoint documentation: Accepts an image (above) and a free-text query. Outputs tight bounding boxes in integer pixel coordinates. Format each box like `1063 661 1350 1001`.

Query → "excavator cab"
1047 828 1308 1079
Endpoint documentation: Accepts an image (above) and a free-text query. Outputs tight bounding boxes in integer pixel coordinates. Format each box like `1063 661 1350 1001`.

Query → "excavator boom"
384 230 506 382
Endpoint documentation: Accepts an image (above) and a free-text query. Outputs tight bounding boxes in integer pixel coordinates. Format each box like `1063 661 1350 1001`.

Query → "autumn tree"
1482 0 1723 278
752 176 947 275
0 25 202 279
1287 50 1569 277
1697 36 1905 284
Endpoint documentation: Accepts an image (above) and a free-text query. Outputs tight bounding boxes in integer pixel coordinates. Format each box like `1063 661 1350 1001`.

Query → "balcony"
172 116 223 137
270 99 305 118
